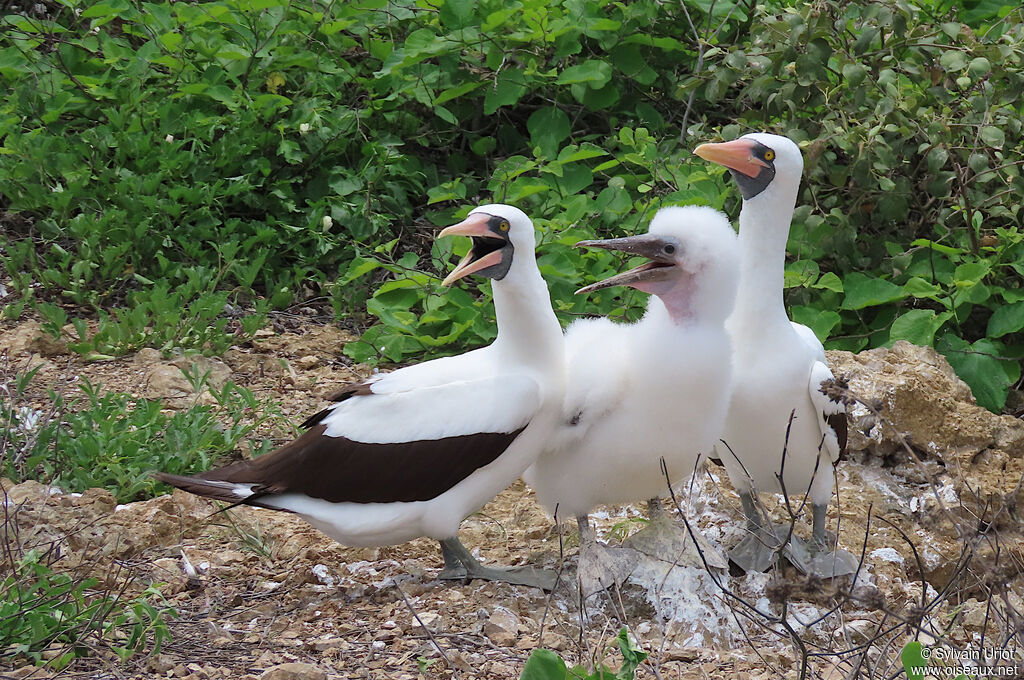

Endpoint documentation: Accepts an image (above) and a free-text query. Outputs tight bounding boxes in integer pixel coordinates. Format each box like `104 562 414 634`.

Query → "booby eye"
663 244 676 255
499 221 510 232
763 149 776 162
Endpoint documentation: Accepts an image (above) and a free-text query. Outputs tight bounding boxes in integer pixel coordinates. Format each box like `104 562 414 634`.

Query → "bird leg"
575 515 640 597
799 504 858 578
437 537 560 591
728 492 786 573
621 498 727 570
438 539 468 580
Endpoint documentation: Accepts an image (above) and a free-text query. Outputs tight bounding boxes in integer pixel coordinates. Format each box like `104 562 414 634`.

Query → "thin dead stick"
392 579 454 674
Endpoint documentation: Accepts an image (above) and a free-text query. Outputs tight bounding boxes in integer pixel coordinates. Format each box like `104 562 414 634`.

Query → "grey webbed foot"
438 537 560 591
800 504 859 578
729 523 789 573
575 515 639 596
623 499 727 570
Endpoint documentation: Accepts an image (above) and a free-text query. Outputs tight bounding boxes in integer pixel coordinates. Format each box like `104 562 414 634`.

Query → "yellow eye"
764 149 776 161
500 221 510 231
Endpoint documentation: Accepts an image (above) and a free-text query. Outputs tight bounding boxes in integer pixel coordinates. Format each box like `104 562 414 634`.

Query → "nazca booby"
156 204 565 590
523 205 739 593
694 133 857 577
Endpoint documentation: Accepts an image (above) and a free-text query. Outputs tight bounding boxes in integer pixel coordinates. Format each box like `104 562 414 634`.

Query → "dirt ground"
2 318 1024 680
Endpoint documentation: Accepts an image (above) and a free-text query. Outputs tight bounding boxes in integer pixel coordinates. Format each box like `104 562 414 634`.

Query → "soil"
2 319 1023 680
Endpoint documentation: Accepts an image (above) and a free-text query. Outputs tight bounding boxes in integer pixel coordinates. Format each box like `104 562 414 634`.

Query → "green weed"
520 628 647 680
0 365 281 503
0 551 176 669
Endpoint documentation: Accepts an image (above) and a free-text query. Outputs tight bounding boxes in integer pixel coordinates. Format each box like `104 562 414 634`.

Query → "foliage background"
1 0 1022 411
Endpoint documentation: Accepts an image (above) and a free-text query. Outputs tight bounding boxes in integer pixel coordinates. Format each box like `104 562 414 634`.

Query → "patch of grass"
0 361 282 503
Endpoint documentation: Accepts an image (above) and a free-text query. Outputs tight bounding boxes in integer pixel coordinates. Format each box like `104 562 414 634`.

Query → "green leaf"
901 641 927 680
791 306 842 341
980 125 1005 148
439 0 474 29
987 302 1024 338
434 81 482 106
938 335 1012 412
784 260 819 289
616 628 647 680
81 2 123 18
889 309 951 346
159 32 182 51
910 239 963 256
528 107 571 159
842 62 867 86
903 277 943 299
556 60 612 88
483 69 527 114
520 649 567 680
841 273 906 310
953 261 990 287
812 272 843 293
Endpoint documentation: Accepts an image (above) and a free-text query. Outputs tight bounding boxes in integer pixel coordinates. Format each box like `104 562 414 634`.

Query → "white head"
693 132 803 209
576 205 739 324
438 204 537 287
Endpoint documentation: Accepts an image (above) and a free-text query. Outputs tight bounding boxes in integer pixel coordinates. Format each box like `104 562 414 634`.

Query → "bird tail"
152 472 259 505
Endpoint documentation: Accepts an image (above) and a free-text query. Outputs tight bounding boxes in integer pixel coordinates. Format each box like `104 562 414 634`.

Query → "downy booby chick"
694 133 857 577
523 205 739 594
156 204 565 590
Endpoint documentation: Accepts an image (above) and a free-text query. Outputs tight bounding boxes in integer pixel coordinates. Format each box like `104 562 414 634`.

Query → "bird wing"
808 360 848 463
158 371 541 506
555 317 631 444
791 321 826 360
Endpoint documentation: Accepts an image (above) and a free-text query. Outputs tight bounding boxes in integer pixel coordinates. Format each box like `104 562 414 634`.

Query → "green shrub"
1 0 1021 409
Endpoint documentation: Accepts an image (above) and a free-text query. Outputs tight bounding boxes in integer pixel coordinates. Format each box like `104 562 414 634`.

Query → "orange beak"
439 213 505 286
693 139 768 178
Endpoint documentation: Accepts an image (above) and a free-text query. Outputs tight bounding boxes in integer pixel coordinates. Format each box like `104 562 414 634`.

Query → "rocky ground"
2 318 1023 679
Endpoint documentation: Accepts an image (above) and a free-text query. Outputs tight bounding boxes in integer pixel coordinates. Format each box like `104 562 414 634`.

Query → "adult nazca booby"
694 133 857 577
156 204 565 590
523 205 739 594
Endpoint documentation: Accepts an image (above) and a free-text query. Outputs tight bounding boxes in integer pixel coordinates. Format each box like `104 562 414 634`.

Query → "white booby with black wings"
694 133 856 577
157 204 565 590
523 206 739 593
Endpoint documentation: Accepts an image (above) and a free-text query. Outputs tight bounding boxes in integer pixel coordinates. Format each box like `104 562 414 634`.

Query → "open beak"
439 213 510 286
693 139 767 178
575 234 677 295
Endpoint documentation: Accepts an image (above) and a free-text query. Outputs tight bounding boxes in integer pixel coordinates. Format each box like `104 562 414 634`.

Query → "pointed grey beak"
575 234 679 295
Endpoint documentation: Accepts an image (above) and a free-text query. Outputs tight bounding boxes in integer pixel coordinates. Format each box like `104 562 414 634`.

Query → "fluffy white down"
524 206 739 519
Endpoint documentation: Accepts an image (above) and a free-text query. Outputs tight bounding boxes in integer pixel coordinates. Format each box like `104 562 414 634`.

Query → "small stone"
310 638 346 651
72 487 117 513
295 355 320 370
961 598 990 632
259 663 327 680
664 647 700 662
412 611 441 630
134 347 162 365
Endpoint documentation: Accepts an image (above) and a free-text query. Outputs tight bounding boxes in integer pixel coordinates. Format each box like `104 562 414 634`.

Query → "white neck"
491 267 563 370
733 180 799 330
